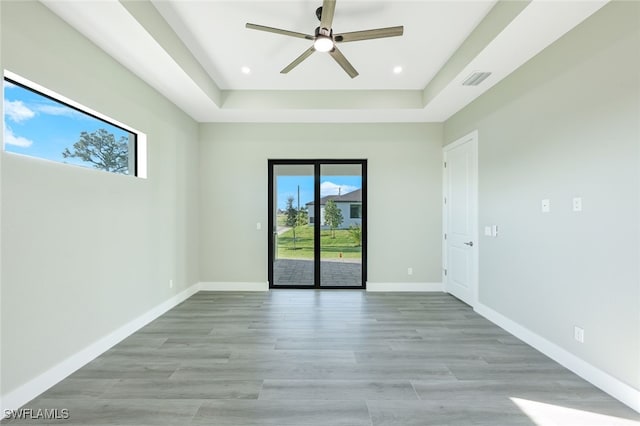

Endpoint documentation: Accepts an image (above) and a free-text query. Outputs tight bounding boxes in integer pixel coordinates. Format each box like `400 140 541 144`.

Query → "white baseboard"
366 282 443 292
198 281 269 291
1 283 200 416
475 302 640 413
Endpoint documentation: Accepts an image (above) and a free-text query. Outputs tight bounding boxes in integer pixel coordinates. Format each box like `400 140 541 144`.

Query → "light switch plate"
484 226 492 236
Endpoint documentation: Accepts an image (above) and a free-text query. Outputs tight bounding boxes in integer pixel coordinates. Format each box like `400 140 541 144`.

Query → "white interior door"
443 131 478 306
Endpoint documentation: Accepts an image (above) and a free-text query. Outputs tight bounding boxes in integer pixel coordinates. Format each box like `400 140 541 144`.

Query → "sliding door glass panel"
272 164 315 287
319 164 363 287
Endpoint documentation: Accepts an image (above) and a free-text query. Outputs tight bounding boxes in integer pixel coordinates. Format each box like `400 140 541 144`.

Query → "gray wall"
444 1 640 389
199 123 443 285
1 1 200 395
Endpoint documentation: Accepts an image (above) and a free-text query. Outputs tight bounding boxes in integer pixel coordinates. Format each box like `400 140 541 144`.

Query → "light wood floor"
7 291 639 425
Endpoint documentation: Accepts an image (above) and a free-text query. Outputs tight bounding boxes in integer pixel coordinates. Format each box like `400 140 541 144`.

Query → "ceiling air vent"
462 71 491 86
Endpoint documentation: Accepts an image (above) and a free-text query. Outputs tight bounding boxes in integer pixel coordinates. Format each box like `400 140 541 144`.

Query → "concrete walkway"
276 226 291 235
273 258 362 287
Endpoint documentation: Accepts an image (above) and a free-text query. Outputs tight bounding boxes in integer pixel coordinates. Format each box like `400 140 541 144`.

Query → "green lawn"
277 225 361 260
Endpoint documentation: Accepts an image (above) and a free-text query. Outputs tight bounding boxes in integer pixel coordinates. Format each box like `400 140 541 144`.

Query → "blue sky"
3 80 129 167
276 175 361 210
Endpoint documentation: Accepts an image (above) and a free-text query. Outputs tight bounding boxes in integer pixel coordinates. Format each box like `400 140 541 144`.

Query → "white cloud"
3 80 16 89
4 123 33 148
320 181 358 197
5 100 35 123
36 104 84 118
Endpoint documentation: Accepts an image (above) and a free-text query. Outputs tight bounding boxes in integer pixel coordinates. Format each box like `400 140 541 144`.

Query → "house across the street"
307 189 362 229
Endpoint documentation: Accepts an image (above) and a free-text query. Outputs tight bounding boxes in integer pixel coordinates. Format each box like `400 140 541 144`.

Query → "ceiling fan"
246 0 404 78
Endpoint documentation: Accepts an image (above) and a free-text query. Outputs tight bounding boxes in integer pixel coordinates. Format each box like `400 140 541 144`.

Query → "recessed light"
393 66 403 74
241 66 251 75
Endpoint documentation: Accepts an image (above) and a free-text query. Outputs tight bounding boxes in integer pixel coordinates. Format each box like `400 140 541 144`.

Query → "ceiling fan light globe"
314 36 334 52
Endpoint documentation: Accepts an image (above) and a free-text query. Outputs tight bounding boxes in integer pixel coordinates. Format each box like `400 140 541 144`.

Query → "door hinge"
444 161 447 168
444 197 447 205
444 268 448 276
444 233 447 240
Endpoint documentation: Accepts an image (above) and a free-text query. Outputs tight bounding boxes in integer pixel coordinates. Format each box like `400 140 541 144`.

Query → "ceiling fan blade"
335 26 404 43
281 46 316 74
320 0 336 31
329 46 359 79
246 23 314 40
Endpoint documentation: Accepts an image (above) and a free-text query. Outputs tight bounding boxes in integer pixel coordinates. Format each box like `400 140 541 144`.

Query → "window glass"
350 204 362 219
3 76 137 175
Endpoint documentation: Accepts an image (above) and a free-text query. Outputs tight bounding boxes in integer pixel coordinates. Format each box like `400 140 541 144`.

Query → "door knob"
464 241 474 247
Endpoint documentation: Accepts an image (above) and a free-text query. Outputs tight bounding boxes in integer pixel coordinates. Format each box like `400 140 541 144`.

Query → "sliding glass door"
269 160 367 289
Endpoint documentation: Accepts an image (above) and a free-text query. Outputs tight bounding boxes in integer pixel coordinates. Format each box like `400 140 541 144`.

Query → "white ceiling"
41 0 608 123
153 0 495 90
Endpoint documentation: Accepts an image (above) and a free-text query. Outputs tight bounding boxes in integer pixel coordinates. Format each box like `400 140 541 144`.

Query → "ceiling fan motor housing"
314 26 333 38
313 27 335 52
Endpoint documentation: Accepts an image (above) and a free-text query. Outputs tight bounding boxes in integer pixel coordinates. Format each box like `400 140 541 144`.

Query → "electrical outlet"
574 326 584 343
541 199 551 213
169 279 173 289
407 267 413 276
572 197 582 212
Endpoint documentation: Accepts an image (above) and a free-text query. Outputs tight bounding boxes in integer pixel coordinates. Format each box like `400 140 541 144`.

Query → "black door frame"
268 159 367 289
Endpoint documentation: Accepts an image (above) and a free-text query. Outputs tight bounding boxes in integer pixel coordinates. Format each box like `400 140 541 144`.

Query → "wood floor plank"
259 379 418 401
101 379 263 400
192 400 371 426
